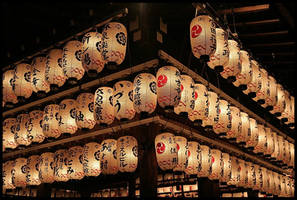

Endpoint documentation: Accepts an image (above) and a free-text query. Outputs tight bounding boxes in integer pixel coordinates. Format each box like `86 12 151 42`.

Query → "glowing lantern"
155 133 177 171
236 112 250 144
3 70 18 105
39 152 55 183
13 158 28 187
58 99 78 135
288 142 294 168
245 162 255 189
253 68 268 104
82 32 106 76
197 145 211 177
266 170 273 195
173 136 188 172
276 135 285 162
270 83 286 116
13 63 33 101
236 159 247 188
133 73 157 114
261 75 277 110
260 167 268 194
184 141 199 175
220 152 231 184
269 171 276 195
68 146 85 180
27 110 45 143
209 149 223 180
270 131 279 160
227 156 239 186
245 118 258 149
278 90 290 123
287 96 295 127
263 127 274 157
243 60 261 97
100 139 118 175
83 142 101 176
233 50 252 90
3 118 18 149
225 106 241 140
94 87 115 125
76 93 96 129
252 164 263 191
54 149 69 182
213 99 231 136
117 136 138 173
31 57 50 95
26 155 41 186
113 81 135 121
272 172 281 196
253 124 267 154
15 113 32 146
3 161 16 190
283 140 290 166
202 91 219 129
279 175 287 197
62 40 85 84
156 66 181 109
42 104 61 138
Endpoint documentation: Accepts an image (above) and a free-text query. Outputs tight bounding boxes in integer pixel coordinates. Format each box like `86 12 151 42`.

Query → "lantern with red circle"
117 136 138 173
31 56 51 96
224 106 241 140
220 152 231 184
261 75 277 110
242 60 261 98
3 160 16 190
3 118 18 150
54 149 69 182
94 87 115 125
236 112 250 145
58 99 78 135
209 149 223 180
233 50 252 90
83 142 101 176
26 155 41 186
252 68 268 104
100 139 118 175
213 99 231 136
202 91 219 130
68 146 85 180
270 83 286 116
184 141 199 175
263 127 274 157
27 110 45 143
227 156 240 186
76 93 96 129
42 104 61 138
39 152 55 183
173 136 188 172
13 63 33 102
3 70 18 105
13 157 28 187
253 124 267 154
15 113 32 146
197 145 212 177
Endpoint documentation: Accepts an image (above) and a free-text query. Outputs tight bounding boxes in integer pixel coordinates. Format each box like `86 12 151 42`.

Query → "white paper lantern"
3 118 18 149
83 142 101 176
184 141 199 175
117 136 138 173
233 50 252 89
68 146 85 180
13 158 28 187
202 91 219 129
270 83 286 115
27 110 45 143
54 149 69 182
253 68 268 104
26 155 41 186
236 112 250 144
288 142 294 168
113 81 135 121
272 172 281 196
279 175 288 197
253 124 267 154
94 87 115 125
245 118 258 149
260 167 269 194
270 131 279 160
245 162 255 189
15 113 32 146
31 57 50 94
173 136 188 172
3 161 16 190
220 152 231 184
261 75 277 109
225 106 241 139
13 63 33 100
209 149 223 180
265 170 273 195
213 99 231 135
283 139 290 166
276 135 285 162
39 152 55 183
236 159 247 188
227 156 239 186
278 90 290 122
100 139 118 175
3 70 18 104
58 99 78 135
197 145 211 177
188 83 208 123
76 93 96 129
155 133 177 171
287 96 295 126
263 127 274 156
133 73 157 114
243 60 261 97
42 104 61 138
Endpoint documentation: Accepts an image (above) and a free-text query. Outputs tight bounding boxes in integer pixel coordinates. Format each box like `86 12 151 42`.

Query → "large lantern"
260 167 269 194
209 149 223 180
39 152 55 183
26 155 41 186
13 158 28 187
253 124 267 154
236 159 247 188
184 141 199 175
261 75 277 110
224 106 241 140
15 113 32 146
100 139 118 175
283 139 290 166
220 152 231 184
68 146 85 180
233 50 252 90
54 149 69 182
252 68 268 104
202 91 219 130
3 118 18 149
197 145 211 177
3 70 18 105
245 118 258 149
272 172 281 196
3 161 16 190
279 175 287 197
117 136 138 173
133 73 157 114
156 66 181 110
270 131 279 161
190 14 216 61
58 99 78 135
236 112 250 145
242 60 261 97
113 81 135 121
173 136 188 172
155 133 177 171
42 104 61 138
94 87 115 125
227 156 239 186
276 135 285 162
263 127 274 157
253 164 263 191
83 142 101 176
288 142 294 168
82 32 106 76
270 83 286 116
213 99 231 136
31 57 50 95
287 96 295 127
278 90 290 123
62 40 85 84
13 63 33 101
76 93 96 129
27 110 45 143
245 162 255 189
265 169 273 195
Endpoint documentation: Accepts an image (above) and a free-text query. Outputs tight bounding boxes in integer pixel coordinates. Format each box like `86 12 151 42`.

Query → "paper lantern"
220 152 231 184
197 145 211 177
155 133 177 171
245 162 255 189
260 167 268 194
3 118 18 149
278 90 290 122
117 136 138 172
242 60 261 97
202 91 219 129
270 131 279 160
270 83 286 116
263 127 274 157
233 50 252 89
279 175 287 197
288 142 294 168
272 172 281 196
252 164 263 191
207 28 229 71
27 110 45 143
113 81 135 121
82 32 106 76
268 170 276 195
156 66 181 109
3 70 18 104
83 142 101 176
245 118 258 149
94 87 115 125
253 124 267 154
15 113 32 146
45 49 66 89
58 99 78 135
133 73 157 114
287 96 295 126
26 155 41 186
173 136 188 172
227 156 240 186
276 135 285 162
190 14 216 61
62 40 85 84
225 106 241 140
76 93 96 129
3 161 16 190
213 99 231 135
184 141 199 175
31 57 50 94
283 139 290 166
253 68 268 104
236 112 250 144
100 139 118 175
39 152 55 183
68 146 85 180
42 104 61 138
13 158 28 187
265 170 273 195
261 75 277 109
54 149 69 182
236 159 247 188
12 63 33 100
209 149 223 180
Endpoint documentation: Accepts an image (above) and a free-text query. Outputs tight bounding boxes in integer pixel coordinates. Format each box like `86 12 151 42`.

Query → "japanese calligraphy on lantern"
117 136 138 172
94 87 115 125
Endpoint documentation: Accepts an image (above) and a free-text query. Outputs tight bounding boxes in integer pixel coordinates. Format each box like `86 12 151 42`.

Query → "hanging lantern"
83 142 101 176
190 14 216 61
288 142 294 168
31 57 50 96
272 172 281 196
45 49 67 90
263 127 274 157
233 50 252 90
26 155 41 186
287 96 295 127
133 73 157 115
236 112 250 145
82 32 106 76
117 136 138 173
261 75 277 110
207 28 229 72
39 152 55 183
213 99 231 136
3 118 18 149
242 60 261 98
279 175 287 197
276 135 285 162
253 124 267 155
113 81 135 121
278 90 290 123
269 170 276 195
155 133 177 171
209 149 223 180
236 159 247 188
173 136 188 172
67 146 85 180
265 170 273 195
245 162 255 189
3 161 16 190
270 83 286 116
27 110 45 143
15 113 32 146
94 87 115 125
283 139 290 166
270 131 279 161
252 68 268 104
3 70 18 105
220 152 231 184
260 167 268 194
13 158 28 187
227 156 240 186
252 164 263 191
62 40 85 84
197 145 211 177
58 99 78 135
184 141 199 175
54 149 69 182
76 93 96 129
224 106 241 140
100 139 118 175
42 104 61 138
202 91 219 130
245 118 258 149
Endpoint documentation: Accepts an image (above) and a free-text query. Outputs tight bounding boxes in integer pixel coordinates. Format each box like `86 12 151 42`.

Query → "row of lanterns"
3 135 138 191
190 14 295 129
2 22 127 105
154 132 294 197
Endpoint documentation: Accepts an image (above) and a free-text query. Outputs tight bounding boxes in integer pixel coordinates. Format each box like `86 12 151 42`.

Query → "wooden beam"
249 42 295 47
235 19 280 26
262 61 295 65
255 52 295 56
218 4 270 14
240 30 288 37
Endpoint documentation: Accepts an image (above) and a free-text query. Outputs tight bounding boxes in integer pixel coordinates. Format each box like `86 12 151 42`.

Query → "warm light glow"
173 136 188 172
236 112 250 144
76 93 96 129
253 124 267 154
54 149 70 182
261 75 277 108
252 164 263 191
184 141 199 175
220 152 231 183
42 104 61 138
3 161 16 190
270 83 286 115
94 87 115 125
213 99 231 135
188 83 208 122
83 142 101 176
287 96 295 126
225 106 241 139
100 139 118 175
283 139 290 166
245 117 258 148
260 167 268 194
264 127 274 156
202 91 219 128
245 161 255 189
68 146 85 180
15 113 32 146
13 158 28 187
253 68 268 102
243 60 261 95
31 57 50 93
26 155 41 186
58 99 78 135
288 142 294 168
276 135 284 162
209 149 223 180
13 63 33 99
270 131 279 160
3 118 18 149
233 50 252 87
117 136 138 173
278 90 290 122
3 70 18 104
197 145 211 177
39 152 55 183
236 159 247 188
227 156 240 186
27 110 45 143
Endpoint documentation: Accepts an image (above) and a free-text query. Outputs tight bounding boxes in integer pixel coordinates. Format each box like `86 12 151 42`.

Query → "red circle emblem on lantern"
157 75 167 87
212 156 215 163
191 24 202 38
176 143 180 151
156 142 165 154
194 91 198 100
180 84 184 92
187 150 191 157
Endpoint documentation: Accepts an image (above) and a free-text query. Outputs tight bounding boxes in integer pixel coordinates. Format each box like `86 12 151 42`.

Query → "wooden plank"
240 30 288 37
217 4 270 14
249 42 295 47
235 19 280 26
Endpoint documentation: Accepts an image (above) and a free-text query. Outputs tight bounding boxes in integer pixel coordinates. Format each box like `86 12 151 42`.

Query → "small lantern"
268 170 276 195
94 87 115 125
173 136 188 172
227 156 240 186
39 152 55 183
190 14 216 61
233 50 252 90
26 155 41 186
278 90 290 123
261 75 277 110
260 167 269 194
253 124 267 154
155 133 177 171
58 99 78 135
270 83 286 116
225 106 241 140
54 149 69 182
31 57 50 95
288 142 294 168
68 146 85 180
202 91 219 130
270 131 279 160
220 152 231 184
27 110 45 143
83 142 101 176
279 175 287 197
133 73 157 114
236 112 250 145
197 145 212 177
3 118 18 149
184 141 199 175
76 93 96 129
243 60 261 97
272 172 281 196
245 118 258 149
3 70 18 105
15 113 32 146
13 158 28 187
100 139 118 175
62 40 85 84
252 68 268 104
3 161 16 190
245 162 255 189
101 22 127 66
287 96 295 127
113 81 135 121
263 127 274 157
276 135 285 162
283 139 290 166
213 99 231 136
82 32 106 76
13 63 33 101
265 169 273 195
236 159 247 188
42 104 61 138
253 164 263 191
117 136 138 173
209 149 223 180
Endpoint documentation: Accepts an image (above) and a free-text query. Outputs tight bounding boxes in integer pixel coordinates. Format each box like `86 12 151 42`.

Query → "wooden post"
198 178 220 198
36 183 52 197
